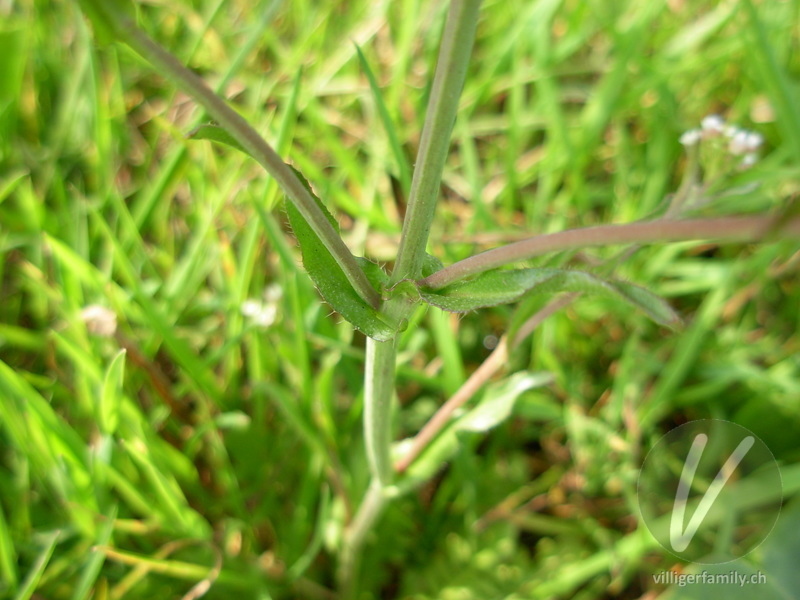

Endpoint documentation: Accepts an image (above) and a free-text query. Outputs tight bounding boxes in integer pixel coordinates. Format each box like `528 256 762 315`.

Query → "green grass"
2 0 800 598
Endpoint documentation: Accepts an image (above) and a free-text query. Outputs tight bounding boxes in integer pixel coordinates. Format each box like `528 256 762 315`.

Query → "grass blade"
355 44 412 196
77 0 379 308
14 531 60 600
70 505 118 600
742 0 800 162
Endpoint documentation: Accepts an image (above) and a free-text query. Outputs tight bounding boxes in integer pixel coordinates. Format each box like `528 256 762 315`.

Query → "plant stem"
338 335 397 597
390 0 482 283
418 215 800 289
338 482 389 599
363 338 397 486
78 0 379 308
341 1 482 593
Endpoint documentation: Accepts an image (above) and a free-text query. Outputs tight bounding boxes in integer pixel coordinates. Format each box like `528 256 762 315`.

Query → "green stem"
338 482 389 599
338 3 483 594
418 215 800 289
390 0 482 283
338 334 399 597
78 0 379 308
363 337 397 486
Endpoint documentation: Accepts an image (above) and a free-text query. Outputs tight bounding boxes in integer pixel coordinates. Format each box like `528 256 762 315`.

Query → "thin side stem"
390 0 482 283
394 294 576 473
394 339 508 474
80 0 379 308
419 215 800 289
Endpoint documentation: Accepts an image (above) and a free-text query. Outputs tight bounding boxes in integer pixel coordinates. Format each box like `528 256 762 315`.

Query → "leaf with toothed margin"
284 167 401 340
417 267 681 329
188 125 401 342
186 126 402 340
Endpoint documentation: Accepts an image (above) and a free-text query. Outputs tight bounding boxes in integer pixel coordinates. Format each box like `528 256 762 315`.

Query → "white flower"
241 300 264 317
701 114 725 135
729 130 751 155
724 124 740 138
80 305 117 337
741 153 758 168
264 283 283 304
680 129 701 146
241 300 277 327
728 128 763 155
241 284 283 328
744 132 763 151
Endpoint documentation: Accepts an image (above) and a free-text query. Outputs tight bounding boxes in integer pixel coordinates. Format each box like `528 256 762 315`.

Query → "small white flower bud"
264 283 283 303
680 129 701 146
741 153 758 168
744 132 763 151
241 300 263 318
241 298 278 328
701 114 725 135
723 125 740 138
80 305 117 337
729 130 750 155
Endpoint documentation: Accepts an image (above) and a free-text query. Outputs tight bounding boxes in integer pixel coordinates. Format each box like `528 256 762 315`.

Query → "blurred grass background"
1 0 800 598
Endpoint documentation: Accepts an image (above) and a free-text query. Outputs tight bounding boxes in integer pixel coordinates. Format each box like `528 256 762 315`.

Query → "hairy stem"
419 215 800 289
390 0 482 283
363 338 397 486
338 332 398 596
338 482 389 599
79 0 379 308
335 2 484 595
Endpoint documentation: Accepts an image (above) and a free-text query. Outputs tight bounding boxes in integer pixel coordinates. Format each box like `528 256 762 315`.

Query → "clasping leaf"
284 168 400 340
418 267 681 329
189 126 403 340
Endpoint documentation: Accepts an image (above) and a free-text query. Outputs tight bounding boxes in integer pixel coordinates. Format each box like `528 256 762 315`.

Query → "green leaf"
99 349 126 435
422 253 444 278
458 372 554 432
0 494 17 590
186 123 400 339
187 124 246 154
354 44 412 196
0 170 28 208
356 257 389 294
71 504 118 600
285 168 400 341
418 267 681 329
759 497 800 598
506 292 552 348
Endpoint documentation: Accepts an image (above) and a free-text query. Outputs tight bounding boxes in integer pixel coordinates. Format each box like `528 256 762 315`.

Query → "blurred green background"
1 0 799 598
